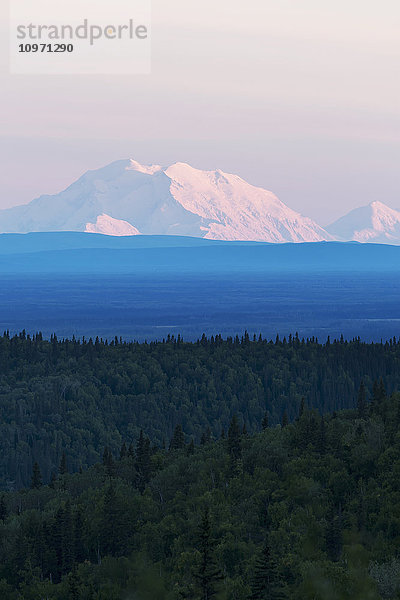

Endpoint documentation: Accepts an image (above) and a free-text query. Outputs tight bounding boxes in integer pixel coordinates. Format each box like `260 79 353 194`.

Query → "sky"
0 0 399 225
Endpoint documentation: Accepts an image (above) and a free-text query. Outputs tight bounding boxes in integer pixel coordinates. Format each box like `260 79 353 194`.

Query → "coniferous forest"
1 331 400 597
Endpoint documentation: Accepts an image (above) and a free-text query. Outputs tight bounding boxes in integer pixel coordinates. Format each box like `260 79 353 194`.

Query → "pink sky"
0 0 399 225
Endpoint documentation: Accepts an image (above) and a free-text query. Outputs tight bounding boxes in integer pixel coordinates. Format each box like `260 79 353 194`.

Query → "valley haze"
0 232 399 344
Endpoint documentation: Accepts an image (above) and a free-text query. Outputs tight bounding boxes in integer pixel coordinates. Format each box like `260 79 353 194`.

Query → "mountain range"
0 159 399 244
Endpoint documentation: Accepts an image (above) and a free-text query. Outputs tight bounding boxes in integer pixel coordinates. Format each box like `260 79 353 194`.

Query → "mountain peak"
0 158 331 243
328 201 400 244
369 200 399 215
126 159 163 175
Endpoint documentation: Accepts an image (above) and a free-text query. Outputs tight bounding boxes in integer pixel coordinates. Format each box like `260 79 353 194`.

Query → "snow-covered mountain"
86 214 141 236
0 159 332 243
327 201 400 244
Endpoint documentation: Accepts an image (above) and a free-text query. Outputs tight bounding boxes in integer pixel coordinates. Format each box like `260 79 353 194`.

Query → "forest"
1 330 400 488
1 331 400 597
0 377 398 598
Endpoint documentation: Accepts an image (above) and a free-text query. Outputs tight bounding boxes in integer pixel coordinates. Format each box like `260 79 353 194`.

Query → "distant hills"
1 232 400 274
0 159 399 244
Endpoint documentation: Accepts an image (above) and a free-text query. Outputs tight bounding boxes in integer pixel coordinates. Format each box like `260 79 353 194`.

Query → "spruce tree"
31 462 42 489
54 504 73 581
357 381 367 418
68 569 81 600
59 452 68 476
187 439 195 455
378 377 387 400
201 427 212 446
127 443 135 458
325 511 343 562
250 536 286 599
371 379 379 407
228 415 241 466
262 412 269 430
135 430 151 493
317 416 327 454
298 398 305 419
371 378 386 414
74 507 85 564
169 424 185 450
62 500 74 574
119 442 127 460
0 495 7 522
205 427 212 444
100 484 121 557
281 411 288 428
102 446 114 477
196 507 222 600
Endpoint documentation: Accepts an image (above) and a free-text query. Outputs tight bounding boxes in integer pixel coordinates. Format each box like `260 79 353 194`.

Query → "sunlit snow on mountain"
0 159 332 243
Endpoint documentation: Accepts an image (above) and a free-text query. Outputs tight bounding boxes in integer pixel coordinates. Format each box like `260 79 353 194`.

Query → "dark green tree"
195 507 222 600
378 377 387 400
119 442 127 460
62 500 74 574
127 443 135 458
31 462 42 489
371 377 386 414
169 424 185 450
135 430 151 493
317 416 327 454
262 412 269 430
102 446 114 477
201 427 212 446
228 415 241 466
99 484 122 557
67 568 81 600
0 495 7 522
250 537 286 599
325 511 343 562
59 452 68 475
53 501 74 581
187 439 195 455
357 381 367 418
73 506 85 564
298 398 305 419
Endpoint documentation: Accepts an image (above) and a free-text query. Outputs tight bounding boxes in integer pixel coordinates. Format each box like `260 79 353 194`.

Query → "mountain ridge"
0 159 333 243
1 159 399 244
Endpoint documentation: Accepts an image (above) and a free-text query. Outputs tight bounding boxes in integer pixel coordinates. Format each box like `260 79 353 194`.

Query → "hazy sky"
1 0 399 224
